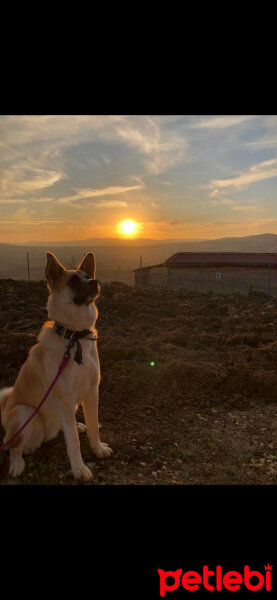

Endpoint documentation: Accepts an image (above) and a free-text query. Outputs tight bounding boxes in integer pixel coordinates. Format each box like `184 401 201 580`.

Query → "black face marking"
68 273 100 305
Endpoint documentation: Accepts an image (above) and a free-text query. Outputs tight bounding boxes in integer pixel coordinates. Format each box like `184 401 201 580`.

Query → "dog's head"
45 251 100 329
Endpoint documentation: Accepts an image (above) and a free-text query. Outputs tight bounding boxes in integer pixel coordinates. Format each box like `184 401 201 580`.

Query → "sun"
117 219 138 235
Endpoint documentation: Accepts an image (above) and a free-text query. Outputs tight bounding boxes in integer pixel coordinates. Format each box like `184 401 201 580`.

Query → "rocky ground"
1 278 277 485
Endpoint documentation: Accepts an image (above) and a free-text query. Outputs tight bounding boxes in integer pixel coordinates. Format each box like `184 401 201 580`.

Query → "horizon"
1 115 277 243
1 231 277 247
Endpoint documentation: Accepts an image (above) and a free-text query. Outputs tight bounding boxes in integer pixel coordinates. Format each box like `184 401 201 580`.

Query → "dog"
0 251 112 481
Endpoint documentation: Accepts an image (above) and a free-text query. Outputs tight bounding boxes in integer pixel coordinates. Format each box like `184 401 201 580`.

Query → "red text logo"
157 564 273 595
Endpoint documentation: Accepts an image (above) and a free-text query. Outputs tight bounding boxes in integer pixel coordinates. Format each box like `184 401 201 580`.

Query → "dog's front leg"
82 383 113 459
58 397 93 481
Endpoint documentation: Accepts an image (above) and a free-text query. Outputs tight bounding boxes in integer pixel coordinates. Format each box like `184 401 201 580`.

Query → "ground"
1 279 277 485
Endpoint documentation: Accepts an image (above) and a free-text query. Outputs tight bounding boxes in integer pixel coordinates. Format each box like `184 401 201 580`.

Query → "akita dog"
0 251 112 481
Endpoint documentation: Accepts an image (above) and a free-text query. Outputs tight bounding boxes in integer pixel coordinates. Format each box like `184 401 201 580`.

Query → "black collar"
54 322 98 365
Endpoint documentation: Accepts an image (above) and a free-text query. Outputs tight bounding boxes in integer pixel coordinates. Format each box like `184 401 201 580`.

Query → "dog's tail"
0 387 13 423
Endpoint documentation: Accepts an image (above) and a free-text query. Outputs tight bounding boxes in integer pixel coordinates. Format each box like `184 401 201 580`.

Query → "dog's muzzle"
68 275 100 305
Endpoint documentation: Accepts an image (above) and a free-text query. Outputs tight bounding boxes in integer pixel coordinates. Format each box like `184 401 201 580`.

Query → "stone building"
134 252 277 295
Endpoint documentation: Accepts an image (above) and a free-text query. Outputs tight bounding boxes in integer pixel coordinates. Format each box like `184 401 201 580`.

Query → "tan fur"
0 252 113 481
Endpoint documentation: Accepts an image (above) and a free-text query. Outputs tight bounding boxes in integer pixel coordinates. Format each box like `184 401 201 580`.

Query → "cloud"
152 178 175 186
143 219 188 232
209 197 234 206
109 116 188 175
0 210 62 225
0 199 28 204
245 138 277 149
204 158 277 196
93 200 128 208
0 197 55 204
191 115 255 130
0 115 189 217
57 183 143 204
2 115 277 244
141 215 277 239
0 159 65 199
0 115 121 150
209 197 264 211
0 115 188 185
230 205 263 211
166 220 184 227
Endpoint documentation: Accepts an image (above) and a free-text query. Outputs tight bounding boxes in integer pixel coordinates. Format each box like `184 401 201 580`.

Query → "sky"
0 114 277 243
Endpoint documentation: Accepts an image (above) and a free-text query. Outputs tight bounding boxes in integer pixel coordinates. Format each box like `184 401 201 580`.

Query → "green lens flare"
150 361 155 366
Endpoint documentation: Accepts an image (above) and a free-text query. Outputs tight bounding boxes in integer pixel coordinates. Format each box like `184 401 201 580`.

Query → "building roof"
133 263 164 272
166 252 277 267
134 252 277 271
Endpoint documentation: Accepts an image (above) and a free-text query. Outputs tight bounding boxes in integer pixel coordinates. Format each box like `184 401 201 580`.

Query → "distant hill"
168 232 277 254
1 233 277 283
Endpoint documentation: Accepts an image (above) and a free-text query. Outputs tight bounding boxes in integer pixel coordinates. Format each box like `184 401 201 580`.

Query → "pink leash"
0 356 69 475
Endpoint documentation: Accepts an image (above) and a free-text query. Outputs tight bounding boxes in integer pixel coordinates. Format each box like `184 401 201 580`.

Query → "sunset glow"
117 220 139 236
1 115 277 243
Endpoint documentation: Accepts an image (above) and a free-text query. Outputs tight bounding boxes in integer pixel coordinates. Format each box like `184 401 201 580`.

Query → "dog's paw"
9 455 25 478
76 422 102 432
76 422 87 434
73 464 93 482
90 441 113 459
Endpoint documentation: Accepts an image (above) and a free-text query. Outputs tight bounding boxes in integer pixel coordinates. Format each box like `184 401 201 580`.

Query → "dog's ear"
78 252 96 279
45 252 64 289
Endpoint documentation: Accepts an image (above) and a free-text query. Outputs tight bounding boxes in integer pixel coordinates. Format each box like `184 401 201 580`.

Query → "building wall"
135 264 277 295
135 265 167 289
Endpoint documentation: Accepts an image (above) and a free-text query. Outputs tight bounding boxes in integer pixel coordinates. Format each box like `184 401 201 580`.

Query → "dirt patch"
1 279 277 485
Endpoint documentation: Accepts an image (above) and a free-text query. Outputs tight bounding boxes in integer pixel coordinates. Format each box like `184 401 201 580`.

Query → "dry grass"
1 279 277 485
